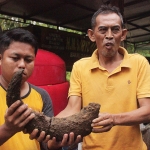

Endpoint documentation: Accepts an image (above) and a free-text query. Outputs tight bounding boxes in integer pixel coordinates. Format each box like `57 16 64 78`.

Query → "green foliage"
59 26 83 35
0 14 27 31
0 14 84 35
66 71 71 82
126 42 135 53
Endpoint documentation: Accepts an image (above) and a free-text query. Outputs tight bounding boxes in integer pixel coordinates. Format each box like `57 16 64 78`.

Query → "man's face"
0 41 36 84
89 13 127 58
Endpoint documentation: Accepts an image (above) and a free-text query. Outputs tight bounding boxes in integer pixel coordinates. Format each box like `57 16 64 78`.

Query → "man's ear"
121 29 127 41
87 29 96 42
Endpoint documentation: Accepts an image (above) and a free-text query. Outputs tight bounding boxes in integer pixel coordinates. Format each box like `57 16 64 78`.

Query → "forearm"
113 105 150 126
56 107 78 118
0 124 15 145
56 96 81 118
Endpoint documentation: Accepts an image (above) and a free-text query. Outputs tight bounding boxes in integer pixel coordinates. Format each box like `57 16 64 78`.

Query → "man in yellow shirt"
0 28 80 150
57 5 150 150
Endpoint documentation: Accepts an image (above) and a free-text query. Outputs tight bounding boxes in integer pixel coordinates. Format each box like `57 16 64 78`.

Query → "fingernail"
16 100 21 104
31 113 35 117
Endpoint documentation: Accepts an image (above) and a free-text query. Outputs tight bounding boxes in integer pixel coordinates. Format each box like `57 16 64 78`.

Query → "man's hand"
29 129 51 143
4 100 35 134
29 129 82 150
91 113 114 133
47 132 82 150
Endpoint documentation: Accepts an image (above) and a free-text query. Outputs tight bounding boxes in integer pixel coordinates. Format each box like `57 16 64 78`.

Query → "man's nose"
18 59 25 68
105 29 113 40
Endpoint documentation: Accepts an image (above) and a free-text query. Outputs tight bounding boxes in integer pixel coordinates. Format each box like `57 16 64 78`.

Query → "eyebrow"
98 25 121 28
11 52 35 58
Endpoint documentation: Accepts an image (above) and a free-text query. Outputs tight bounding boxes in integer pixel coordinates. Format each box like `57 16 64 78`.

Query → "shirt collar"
89 46 132 70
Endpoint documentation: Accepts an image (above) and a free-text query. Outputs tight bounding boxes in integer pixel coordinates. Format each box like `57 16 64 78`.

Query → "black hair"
0 28 38 55
91 5 124 29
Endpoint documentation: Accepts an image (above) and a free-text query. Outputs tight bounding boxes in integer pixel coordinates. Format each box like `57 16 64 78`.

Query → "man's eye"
112 27 120 33
25 59 33 63
12 57 19 61
99 28 107 34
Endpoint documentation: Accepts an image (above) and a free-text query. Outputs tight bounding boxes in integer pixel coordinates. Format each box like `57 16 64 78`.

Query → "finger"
92 116 104 123
6 100 23 116
43 134 51 143
68 134 82 150
92 125 112 133
29 129 39 140
13 104 29 116
13 107 32 123
91 120 104 127
51 137 57 143
75 135 82 143
36 131 46 142
8 103 29 122
61 134 69 145
92 117 113 127
17 113 35 128
68 132 75 145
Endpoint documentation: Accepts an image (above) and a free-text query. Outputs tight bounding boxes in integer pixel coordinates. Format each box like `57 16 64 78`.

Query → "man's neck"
99 53 123 73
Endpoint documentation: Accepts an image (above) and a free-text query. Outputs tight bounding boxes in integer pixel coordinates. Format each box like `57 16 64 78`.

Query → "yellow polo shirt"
69 47 150 150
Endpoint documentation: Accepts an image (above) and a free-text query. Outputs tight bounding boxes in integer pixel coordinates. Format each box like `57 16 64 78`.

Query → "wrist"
112 114 122 126
2 124 16 136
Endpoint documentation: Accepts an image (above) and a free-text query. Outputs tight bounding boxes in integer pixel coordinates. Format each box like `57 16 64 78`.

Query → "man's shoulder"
29 83 49 95
126 53 149 68
129 53 148 61
74 57 91 65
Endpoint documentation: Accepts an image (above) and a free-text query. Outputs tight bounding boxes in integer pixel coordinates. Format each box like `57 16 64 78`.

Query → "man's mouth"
105 42 114 49
18 69 26 77
22 72 26 76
